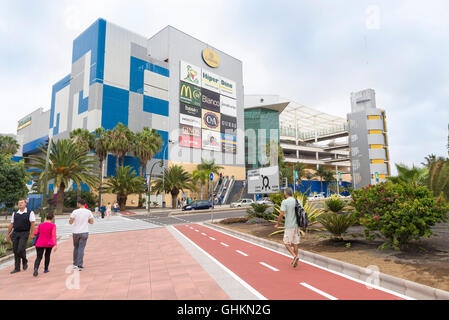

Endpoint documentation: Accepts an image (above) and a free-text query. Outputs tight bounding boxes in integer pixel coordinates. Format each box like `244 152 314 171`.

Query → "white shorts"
283 227 301 245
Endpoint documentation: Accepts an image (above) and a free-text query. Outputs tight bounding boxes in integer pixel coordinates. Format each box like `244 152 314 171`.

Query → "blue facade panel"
153 130 169 160
106 154 141 177
22 136 48 155
143 95 169 117
72 18 106 84
72 182 91 192
11 156 23 162
129 56 169 94
101 85 129 130
78 90 89 114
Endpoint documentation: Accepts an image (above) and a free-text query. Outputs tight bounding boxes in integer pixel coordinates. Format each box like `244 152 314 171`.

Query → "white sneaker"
73 265 78 270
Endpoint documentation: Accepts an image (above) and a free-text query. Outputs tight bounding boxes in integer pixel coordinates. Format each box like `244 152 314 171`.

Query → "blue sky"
0 0 448 173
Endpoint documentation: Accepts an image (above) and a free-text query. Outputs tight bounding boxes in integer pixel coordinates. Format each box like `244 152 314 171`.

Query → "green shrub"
0 245 6 257
221 217 248 224
352 182 449 250
269 193 285 206
325 195 346 213
246 203 272 221
318 212 357 240
0 233 6 245
152 201 159 207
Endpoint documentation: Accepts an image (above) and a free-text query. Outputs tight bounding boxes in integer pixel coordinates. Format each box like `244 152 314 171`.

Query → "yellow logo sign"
202 48 220 68
181 84 192 99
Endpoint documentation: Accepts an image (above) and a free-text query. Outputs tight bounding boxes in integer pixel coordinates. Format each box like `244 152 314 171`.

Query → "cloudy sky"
0 0 447 172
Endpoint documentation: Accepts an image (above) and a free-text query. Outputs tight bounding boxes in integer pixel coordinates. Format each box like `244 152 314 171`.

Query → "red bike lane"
174 224 409 300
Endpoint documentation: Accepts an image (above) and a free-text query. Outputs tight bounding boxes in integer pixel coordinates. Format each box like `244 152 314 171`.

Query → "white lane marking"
201 233 207 236
300 283 338 300
220 242 229 247
199 223 413 300
189 227 194 230
259 262 279 272
195 230 199 232
209 237 216 240
236 250 248 257
170 226 267 300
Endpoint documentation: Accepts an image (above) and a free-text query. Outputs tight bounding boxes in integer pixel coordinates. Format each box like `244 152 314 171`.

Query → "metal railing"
280 123 348 140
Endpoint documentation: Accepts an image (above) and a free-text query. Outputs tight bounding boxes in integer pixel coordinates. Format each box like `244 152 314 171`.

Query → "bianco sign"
247 166 280 194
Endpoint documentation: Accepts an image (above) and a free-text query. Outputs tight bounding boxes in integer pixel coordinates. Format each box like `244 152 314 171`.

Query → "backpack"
295 199 308 229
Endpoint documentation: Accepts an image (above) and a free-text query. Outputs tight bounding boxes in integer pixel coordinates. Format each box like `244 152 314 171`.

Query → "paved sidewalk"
0 228 229 300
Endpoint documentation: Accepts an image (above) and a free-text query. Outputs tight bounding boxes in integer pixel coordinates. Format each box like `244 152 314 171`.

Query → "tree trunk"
115 155 119 173
118 194 127 211
98 159 103 208
200 182 203 200
138 161 144 208
121 155 125 167
56 182 65 215
171 190 179 209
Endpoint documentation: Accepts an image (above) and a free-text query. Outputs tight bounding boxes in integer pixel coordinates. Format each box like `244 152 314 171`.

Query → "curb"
203 221 449 300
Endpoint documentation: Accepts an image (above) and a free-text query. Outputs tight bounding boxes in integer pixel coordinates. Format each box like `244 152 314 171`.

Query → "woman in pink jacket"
33 212 57 277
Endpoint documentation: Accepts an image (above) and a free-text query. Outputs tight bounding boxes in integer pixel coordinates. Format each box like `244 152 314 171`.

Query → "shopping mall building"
10 18 389 206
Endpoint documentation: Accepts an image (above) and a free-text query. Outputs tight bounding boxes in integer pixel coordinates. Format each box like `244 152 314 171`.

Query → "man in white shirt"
69 199 94 270
6 199 35 274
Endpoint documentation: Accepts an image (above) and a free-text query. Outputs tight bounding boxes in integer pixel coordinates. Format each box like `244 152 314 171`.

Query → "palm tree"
107 123 134 173
94 127 110 208
428 158 449 201
387 163 428 188
0 135 20 155
294 162 307 187
197 158 223 198
192 169 208 200
26 139 99 215
421 154 437 168
152 165 197 208
133 127 163 207
315 165 329 193
70 128 96 200
305 171 314 194
103 166 146 210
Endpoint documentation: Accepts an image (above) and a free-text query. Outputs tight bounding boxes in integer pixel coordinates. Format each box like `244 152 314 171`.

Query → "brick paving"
0 228 229 300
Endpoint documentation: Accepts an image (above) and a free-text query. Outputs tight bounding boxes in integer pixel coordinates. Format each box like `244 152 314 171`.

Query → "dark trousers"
34 247 53 271
11 231 29 271
73 233 88 267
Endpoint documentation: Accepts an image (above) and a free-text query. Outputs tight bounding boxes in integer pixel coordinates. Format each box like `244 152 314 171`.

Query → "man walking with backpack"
275 188 301 268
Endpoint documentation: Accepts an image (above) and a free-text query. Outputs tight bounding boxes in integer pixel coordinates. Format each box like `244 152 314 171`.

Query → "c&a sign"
202 109 221 132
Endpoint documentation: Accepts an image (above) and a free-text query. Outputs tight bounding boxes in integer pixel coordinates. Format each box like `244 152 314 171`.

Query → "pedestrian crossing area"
55 216 160 238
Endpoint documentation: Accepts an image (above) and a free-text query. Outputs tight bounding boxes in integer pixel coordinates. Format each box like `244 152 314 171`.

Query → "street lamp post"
40 136 52 222
147 160 162 215
161 140 173 208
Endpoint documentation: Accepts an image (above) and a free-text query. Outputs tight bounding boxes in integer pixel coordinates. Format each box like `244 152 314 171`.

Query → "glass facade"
244 107 280 169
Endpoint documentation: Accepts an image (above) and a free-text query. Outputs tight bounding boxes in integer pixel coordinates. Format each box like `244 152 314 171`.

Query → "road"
127 209 247 227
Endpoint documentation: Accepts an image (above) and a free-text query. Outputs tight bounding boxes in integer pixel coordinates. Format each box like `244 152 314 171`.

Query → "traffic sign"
210 172 214 182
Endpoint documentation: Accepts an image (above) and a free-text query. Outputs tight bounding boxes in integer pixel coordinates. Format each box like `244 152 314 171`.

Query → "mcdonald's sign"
179 81 201 107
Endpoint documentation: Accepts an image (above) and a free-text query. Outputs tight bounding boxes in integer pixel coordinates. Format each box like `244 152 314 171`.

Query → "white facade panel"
144 70 169 90
151 114 169 132
370 163 388 175
367 134 385 145
143 85 169 101
369 148 386 160
367 119 384 130
104 22 147 90
83 51 91 97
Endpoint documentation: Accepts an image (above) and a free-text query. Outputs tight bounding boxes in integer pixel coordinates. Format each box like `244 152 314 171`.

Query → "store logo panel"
221 132 236 154
180 113 202 128
180 61 202 86
220 114 237 134
179 124 202 149
220 76 236 99
202 109 221 132
220 95 237 117
202 48 220 68
202 129 221 152
201 87 220 113
202 70 220 93
180 102 201 118
180 81 201 107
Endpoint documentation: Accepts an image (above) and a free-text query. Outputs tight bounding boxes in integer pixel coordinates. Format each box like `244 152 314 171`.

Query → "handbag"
30 224 40 246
